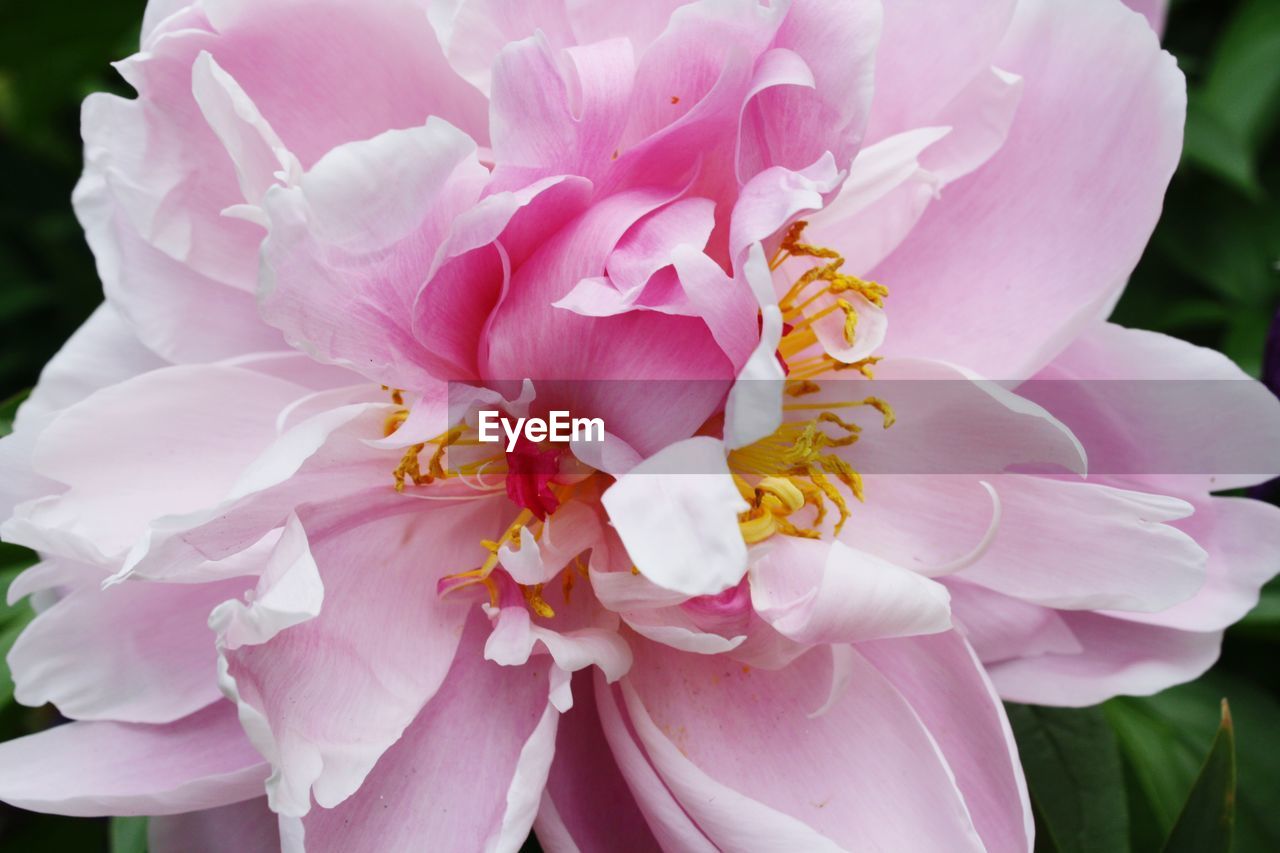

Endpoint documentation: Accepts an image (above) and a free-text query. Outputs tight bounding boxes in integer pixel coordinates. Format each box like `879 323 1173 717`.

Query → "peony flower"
0 0 1276 851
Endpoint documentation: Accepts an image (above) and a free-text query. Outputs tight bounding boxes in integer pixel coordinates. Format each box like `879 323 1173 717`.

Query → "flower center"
727 223 896 544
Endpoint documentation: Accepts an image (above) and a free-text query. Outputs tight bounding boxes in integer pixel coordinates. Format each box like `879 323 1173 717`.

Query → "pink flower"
0 0 1276 851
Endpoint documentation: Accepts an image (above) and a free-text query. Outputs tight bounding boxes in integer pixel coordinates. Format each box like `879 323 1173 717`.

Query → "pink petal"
865 0 1016 141
536 672 661 852
872 0 1185 377
300 614 559 853
990 612 1222 707
149 797 281 853
4 365 307 564
10 568 247 723
1 304 162 521
428 0 578 96
1123 0 1168 34
947 579 1083 664
601 437 748 596
259 119 489 390
860 631 1034 853
956 476 1207 613
121 403 396 583
615 641 986 851
1104 496 1280 632
1028 323 1280 491
837 357 1087 476
200 0 490 163
16 303 165 424
220 500 503 816
739 0 881 178
484 188 734 457
750 537 953 644
490 35 635 186
0 702 267 817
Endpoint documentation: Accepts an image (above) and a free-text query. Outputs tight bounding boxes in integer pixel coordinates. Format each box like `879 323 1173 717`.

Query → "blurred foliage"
0 0 1279 850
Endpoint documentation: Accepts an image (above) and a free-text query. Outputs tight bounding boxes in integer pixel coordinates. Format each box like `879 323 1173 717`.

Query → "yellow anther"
786 380 822 397
836 298 858 345
393 443 428 492
739 510 779 544
860 397 896 428
523 584 556 618
756 476 806 513
384 409 409 437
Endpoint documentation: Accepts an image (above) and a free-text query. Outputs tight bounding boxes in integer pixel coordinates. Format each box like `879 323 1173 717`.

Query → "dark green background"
1 0 1278 849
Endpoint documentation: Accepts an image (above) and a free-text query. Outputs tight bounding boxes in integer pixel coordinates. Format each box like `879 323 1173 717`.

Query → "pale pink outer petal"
808 65 1024 275
872 0 1185 377
837 357 1087 477
1124 0 1169 34
186 0 491 165
119 403 397 584
1111 496 1280 632
864 0 1016 142
3 365 307 565
535 672 662 853
1027 323 1280 492
613 640 987 851
0 702 267 817
75 71 283 362
860 631 1035 853
141 0 196 46
14 302 166 424
219 499 506 816
149 797 281 853
300 614 560 853
956 476 1207 613
947 579 1083 665
989 611 1223 707
9 569 247 724
83 0 488 362
0 303 164 521
803 126 949 276
189 52 300 209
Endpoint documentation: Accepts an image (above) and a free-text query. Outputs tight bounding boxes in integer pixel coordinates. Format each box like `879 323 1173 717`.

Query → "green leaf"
110 816 148 853
1005 704 1129 853
0 388 30 437
0 554 36 708
0 605 34 708
1184 97 1261 198
1161 700 1236 853
1108 675 1280 853
1198 0 1280 153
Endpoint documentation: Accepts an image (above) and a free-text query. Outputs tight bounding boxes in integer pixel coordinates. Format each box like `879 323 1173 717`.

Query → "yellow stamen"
523 584 556 618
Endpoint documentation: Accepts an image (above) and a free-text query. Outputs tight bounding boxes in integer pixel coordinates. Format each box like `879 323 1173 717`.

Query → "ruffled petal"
0 702 267 817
